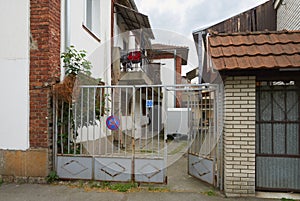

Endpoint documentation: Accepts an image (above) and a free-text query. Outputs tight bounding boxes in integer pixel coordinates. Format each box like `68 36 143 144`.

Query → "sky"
135 0 268 38
134 0 269 77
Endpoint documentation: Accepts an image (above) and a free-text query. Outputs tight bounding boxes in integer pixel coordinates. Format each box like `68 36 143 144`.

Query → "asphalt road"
0 183 277 201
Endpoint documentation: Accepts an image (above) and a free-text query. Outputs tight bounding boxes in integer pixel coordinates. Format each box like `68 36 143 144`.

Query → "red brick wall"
30 0 61 148
175 56 182 107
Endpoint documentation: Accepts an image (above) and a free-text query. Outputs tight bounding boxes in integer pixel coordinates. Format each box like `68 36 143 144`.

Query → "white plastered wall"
62 0 112 84
0 0 30 150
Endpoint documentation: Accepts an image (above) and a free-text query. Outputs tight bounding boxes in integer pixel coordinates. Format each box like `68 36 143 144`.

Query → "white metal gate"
185 84 223 188
53 84 222 185
54 85 167 183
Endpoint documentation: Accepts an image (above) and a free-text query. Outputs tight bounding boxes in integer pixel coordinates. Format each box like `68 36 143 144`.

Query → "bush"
46 171 59 183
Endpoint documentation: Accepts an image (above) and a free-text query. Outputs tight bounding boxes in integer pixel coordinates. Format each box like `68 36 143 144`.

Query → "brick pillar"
175 56 182 107
30 0 60 148
223 76 256 197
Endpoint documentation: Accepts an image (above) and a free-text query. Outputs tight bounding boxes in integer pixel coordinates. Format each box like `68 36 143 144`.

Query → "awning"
115 3 154 39
186 67 199 81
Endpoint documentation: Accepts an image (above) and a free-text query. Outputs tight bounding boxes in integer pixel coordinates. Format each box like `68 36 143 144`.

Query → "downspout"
111 0 115 84
61 0 70 80
197 31 203 84
205 32 210 82
65 0 70 51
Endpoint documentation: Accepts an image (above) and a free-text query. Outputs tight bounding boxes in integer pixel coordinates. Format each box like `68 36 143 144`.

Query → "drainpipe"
197 31 204 84
65 0 70 50
61 0 70 80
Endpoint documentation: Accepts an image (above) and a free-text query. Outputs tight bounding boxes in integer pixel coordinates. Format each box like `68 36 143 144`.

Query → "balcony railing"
120 50 161 85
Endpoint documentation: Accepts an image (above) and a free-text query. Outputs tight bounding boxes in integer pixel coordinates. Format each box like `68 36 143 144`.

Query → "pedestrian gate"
53 84 222 185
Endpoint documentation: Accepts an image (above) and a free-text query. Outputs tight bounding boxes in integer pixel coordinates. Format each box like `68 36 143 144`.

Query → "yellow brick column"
223 76 256 197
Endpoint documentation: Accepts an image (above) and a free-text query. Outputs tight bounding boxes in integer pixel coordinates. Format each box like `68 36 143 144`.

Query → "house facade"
192 0 300 197
275 0 300 30
0 0 61 182
191 0 276 84
0 0 152 182
207 31 300 196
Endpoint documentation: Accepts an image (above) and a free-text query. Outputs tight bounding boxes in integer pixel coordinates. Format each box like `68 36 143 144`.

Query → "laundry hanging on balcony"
121 50 142 71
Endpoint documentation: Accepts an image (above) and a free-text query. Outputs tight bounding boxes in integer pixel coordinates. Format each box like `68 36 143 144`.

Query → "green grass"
139 150 154 154
147 185 170 192
108 182 137 192
281 198 295 201
87 181 137 192
0 177 3 187
78 180 85 188
203 189 216 196
88 181 110 189
46 171 59 183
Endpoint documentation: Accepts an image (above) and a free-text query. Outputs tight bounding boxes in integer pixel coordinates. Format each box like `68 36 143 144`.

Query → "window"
256 80 300 156
83 0 100 40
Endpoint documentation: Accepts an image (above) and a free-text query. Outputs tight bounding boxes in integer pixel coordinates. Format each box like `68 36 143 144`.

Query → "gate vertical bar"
86 88 90 154
80 88 84 154
213 88 217 186
104 88 108 155
132 86 136 181
93 87 96 155
163 86 168 176
60 100 64 154
125 87 128 156
68 102 71 154
74 99 77 154
158 87 160 156
151 87 154 156
145 88 148 151
54 97 58 170
111 88 114 155
98 87 102 155
118 88 121 154
139 88 142 150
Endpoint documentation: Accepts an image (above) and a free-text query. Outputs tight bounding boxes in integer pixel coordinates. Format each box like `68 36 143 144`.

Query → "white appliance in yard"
166 108 191 136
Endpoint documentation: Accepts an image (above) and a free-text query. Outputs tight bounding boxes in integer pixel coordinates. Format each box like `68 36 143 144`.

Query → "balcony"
118 50 161 85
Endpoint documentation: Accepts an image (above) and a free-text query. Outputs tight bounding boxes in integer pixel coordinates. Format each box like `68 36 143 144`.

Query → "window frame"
82 0 101 42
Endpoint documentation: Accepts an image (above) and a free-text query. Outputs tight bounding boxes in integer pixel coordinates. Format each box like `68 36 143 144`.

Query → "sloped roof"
208 30 300 71
149 43 189 65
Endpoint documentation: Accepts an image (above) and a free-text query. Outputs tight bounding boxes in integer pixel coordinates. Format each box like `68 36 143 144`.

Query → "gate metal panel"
57 156 93 180
186 85 222 187
134 158 166 183
94 157 132 182
188 154 213 184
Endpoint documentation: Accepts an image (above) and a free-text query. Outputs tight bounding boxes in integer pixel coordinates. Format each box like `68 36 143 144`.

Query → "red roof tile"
208 31 300 71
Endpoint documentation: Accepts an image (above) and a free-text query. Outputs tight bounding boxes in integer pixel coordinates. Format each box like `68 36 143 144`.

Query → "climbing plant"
61 45 92 76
